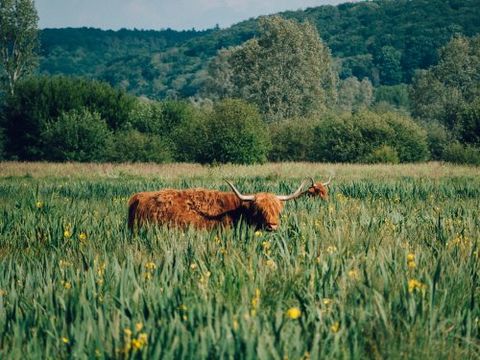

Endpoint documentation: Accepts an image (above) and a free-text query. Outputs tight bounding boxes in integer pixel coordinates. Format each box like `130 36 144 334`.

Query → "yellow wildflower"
322 298 333 306
330 321 340 333
138 333 148 346
407 253 415 262
347 269 359 280
178 304 188 311
326 245 337 254
131 338 142 350
251 288 261 316
232 318 239 331
63 230 71 238
286 307 302 320
255 230 262 237
145 261 156 271
36 201 43 209
61 280 72 289
135 322 143 332
124 328 132 337
144 272 152 281
408 279 426 293
190 263 198 270
78 232 87 241
61 337 69 344
266 259 277 270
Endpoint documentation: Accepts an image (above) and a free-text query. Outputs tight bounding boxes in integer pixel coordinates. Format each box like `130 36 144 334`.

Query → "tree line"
0 2 479 165
37 0 480 100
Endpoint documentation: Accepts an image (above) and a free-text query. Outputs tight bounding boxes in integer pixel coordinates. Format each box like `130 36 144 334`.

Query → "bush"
203 99 270 164
382 111 429 162
127 100 197 136
364 145 400 164
4 76 136 160
311 110 429 163
41 108 112 162
312 111 394 162
425 122 450 160
108 130 172 163
268 118 317 161
457 98 480 146
170 110 209 163
443 142 480 165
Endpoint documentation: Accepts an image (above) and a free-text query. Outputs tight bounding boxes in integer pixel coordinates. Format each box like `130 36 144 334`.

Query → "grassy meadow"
0 161 479 359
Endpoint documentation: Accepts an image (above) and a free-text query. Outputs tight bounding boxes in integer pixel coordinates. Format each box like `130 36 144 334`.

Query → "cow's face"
225 179 312 231
307 182 328 200
250 193 284 231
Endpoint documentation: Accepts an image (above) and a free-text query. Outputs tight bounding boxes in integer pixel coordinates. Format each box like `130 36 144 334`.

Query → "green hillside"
39 0 480 99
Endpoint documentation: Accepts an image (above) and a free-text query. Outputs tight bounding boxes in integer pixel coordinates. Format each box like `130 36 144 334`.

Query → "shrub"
364 145 400 164
425 122 450 160
4 76 135 160
457 98 480 146
41 108 112 162
203 99 270 164
108 130 172 163
312 111 394 162
170 110 209 163
382 111 429 162
311 110 429 163
268 118 317 161
443 142 480 165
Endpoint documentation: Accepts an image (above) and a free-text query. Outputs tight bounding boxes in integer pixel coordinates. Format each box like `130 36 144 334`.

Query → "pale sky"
36 0 360 30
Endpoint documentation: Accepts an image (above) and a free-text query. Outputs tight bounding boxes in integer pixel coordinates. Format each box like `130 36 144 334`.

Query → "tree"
337 76 373 112
410 35 480 142
205 16 337 122
0 0 38 95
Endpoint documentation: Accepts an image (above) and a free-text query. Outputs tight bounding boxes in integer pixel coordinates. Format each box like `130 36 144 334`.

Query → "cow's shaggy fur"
128 188 284 231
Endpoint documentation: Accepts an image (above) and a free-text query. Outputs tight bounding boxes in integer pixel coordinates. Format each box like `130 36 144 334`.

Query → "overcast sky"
36 0 360 31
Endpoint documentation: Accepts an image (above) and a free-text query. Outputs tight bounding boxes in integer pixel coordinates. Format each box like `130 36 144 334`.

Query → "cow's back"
128 188 241 230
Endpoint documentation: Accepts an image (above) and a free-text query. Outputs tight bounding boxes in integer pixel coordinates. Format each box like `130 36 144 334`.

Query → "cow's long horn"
322 176 333 186
276 178 312 201
224 180 255 201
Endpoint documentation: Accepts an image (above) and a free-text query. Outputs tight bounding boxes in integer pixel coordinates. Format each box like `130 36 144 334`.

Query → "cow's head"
306 176 332 200
225 179 312 231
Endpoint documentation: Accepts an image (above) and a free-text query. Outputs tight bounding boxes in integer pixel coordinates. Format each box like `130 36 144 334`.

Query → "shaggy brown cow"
305 176 332 200
128 179 313 231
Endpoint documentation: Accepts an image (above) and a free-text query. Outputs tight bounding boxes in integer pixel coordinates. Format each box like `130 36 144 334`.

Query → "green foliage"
207 16 337 122
268 118 317 161
410 35 480 133
337 77 373 112
457 97 480 146
424 122 451 161
108 130 172 163
38 0 480 97
40 108 111 162
364 145 400 164
170 109 209 163
203 99 270 164
312 110 429 163
374 85 410 109
442 141 480 165
0 0 39 95
4 76 136 159
382 112 429 162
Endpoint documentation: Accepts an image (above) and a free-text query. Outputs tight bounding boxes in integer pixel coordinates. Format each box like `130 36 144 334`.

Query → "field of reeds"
0 161 479 359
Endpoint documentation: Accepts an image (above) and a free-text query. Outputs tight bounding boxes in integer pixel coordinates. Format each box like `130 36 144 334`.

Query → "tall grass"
0 163 479 358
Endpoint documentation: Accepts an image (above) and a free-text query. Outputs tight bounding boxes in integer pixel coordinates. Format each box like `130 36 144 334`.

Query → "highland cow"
127 179 313 231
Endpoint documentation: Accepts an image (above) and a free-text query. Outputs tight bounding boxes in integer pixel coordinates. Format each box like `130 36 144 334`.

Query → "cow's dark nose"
266 224 278 231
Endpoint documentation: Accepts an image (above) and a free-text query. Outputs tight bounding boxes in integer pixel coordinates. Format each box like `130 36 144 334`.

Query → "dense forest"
39 0 480 99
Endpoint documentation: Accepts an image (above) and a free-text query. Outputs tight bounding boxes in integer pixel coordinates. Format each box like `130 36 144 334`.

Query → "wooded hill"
39 0 480 99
